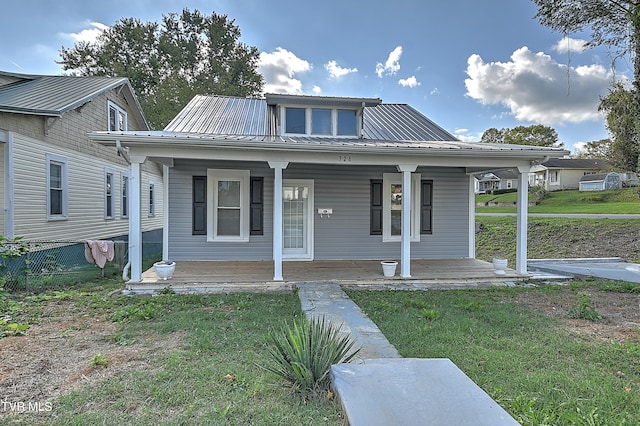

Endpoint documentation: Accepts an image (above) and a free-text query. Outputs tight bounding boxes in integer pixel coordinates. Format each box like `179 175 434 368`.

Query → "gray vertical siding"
168 161 470 261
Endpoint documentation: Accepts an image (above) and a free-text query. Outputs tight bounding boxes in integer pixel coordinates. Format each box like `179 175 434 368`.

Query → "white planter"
381 261 398 277
154 261 176 280
492 258 508 275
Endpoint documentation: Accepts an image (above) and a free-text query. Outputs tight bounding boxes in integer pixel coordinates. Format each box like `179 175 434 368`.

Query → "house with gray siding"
0 71 163 247
90 93 567 282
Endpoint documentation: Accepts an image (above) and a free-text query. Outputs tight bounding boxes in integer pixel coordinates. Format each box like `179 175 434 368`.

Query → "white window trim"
108 101 128 131
382 172 421 242
121 172 130 219
148 181 156 217
46 153 68 221
104 168 115 220
207 169 250 242
281 105 359 137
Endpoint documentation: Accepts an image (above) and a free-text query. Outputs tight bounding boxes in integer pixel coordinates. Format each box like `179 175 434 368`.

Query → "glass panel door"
283 181 313 259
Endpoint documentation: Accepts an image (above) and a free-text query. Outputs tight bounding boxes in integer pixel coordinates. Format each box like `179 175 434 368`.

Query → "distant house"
0 71 164 245
529 158 609 191
579 172 622 191
474 168 519 193
90 93 567 281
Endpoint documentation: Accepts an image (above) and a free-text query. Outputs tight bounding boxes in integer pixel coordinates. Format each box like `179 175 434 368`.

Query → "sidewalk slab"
297 283 400 359
331 358 519 426
528 258 640 284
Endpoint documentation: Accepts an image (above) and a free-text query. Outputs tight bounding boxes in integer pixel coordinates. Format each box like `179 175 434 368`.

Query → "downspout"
116 139 132 278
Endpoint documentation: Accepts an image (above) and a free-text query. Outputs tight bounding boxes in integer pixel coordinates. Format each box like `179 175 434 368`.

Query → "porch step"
331 358 519 426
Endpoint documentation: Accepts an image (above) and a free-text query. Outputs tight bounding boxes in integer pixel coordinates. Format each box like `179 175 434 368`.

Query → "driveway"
528 258 640 283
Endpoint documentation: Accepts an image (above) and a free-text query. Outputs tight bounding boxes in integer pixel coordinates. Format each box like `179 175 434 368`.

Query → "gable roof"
475 168 520 181
0 71 149 130
579 172 618 182
164 94 458 142
540 158 609 169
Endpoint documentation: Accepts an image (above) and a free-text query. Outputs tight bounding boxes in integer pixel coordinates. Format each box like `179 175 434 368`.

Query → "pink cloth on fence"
84 240 115 268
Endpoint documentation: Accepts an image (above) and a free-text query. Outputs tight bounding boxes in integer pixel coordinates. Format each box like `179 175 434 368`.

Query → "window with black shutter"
420 180 433 234
370 179 383 235
250 177 264 235
192 176 206 235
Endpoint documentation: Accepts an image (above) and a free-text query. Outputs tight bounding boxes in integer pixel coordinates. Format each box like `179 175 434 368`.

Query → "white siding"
12 132 163 241
167 160 469 261
0 142 4 233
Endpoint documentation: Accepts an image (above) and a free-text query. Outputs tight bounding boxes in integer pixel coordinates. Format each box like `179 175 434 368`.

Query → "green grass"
0 285 345 425
347 286 640 425
476 187 640 214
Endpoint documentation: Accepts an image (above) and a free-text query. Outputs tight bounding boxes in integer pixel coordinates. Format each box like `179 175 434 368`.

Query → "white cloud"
312 85 322 94
430 87 440 95
572 141 588 155
464 46 616 125
258 47 312 94
553 36 587 54
398 76 420 88
376 46 402 78
65 21 109 43
325 60 357 78
453 128 478 142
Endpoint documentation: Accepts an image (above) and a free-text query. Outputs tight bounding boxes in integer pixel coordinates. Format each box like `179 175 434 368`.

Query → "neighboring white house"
529 158 609 191
91 93 568 281
474 168 520 193
579 172 622 191
0 71 164 245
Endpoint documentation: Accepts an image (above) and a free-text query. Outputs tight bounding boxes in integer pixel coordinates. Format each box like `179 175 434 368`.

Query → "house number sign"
337 155 352 163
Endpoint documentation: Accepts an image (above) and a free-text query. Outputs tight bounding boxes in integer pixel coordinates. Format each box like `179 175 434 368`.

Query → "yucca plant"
263 315 360 393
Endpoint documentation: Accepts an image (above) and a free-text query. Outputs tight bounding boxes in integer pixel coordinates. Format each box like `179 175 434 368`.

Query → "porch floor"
128 258 531 293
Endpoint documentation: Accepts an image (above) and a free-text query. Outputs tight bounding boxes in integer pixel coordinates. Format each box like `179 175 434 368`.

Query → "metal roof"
164 94 459 142
541 158 609 169
0 71 130 117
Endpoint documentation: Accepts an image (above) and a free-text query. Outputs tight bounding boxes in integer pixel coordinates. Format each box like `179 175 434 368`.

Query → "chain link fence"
0 239 162 292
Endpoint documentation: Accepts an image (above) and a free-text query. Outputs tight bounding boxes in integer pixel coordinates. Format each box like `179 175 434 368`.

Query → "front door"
282 180 313 259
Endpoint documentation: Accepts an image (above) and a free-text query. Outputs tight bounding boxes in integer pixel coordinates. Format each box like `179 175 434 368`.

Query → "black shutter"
192 176 206 235
420 180 433 234
250 176 264 235
370 179 383 235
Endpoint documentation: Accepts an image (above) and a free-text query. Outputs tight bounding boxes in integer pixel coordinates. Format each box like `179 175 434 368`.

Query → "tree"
599 83 640 170
574 138 612 160
533 0 640 171
58 9 264 129
480 125 562 147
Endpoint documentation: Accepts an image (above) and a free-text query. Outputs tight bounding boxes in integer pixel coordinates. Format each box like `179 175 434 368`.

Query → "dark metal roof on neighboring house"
541 158 609 169
164 94 459 142
579 172 616 182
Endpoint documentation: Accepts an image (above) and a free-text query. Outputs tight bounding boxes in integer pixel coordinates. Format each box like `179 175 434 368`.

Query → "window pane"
217 209 240 236
285 108 306 133
312 109 331 135
50 163 62 189
109 107 117 131
390 183 402 235
50 189 62 215
337 110 357 135
218 181 240 207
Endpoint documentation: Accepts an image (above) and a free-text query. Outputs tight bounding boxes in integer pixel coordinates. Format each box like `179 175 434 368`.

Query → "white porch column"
269 161 289 281
162 164 170 261
397 164 417 278
516 165 530 274
128 157 145 282
468 174 476 258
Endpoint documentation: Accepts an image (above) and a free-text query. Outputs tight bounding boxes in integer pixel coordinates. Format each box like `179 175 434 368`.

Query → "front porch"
127 258 530 293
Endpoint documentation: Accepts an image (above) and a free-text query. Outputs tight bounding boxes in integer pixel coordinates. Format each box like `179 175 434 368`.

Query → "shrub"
568 292 604 321
263 315 360 394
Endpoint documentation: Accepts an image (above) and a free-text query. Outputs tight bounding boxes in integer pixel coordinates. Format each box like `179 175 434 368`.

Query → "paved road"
477 213 640 219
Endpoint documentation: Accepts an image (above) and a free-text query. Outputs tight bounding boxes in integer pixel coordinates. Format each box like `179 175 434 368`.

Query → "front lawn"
347 283 640 425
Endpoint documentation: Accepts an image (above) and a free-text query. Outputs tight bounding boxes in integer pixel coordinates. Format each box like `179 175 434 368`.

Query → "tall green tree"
533 0 640 171
599 83 640 170
481 125 561 147
58 9 264 129
575 138 612 160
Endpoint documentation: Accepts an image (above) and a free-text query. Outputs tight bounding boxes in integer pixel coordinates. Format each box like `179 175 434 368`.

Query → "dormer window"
283 107 358 137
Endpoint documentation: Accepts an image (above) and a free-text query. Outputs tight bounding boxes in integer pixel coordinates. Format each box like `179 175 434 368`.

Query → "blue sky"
1 0 628 153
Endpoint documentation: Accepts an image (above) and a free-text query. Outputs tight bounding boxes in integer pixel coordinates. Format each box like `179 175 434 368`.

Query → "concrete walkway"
297 283 519 426
528 257 640 283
